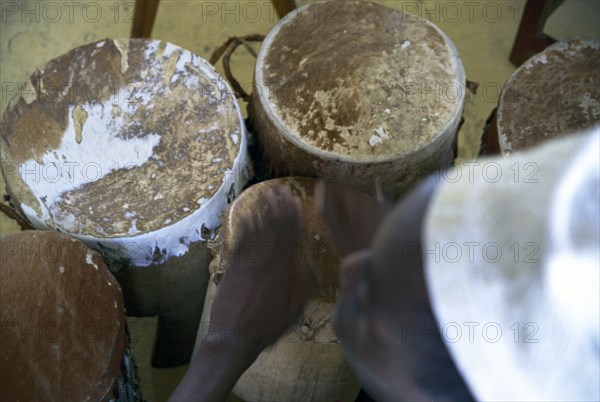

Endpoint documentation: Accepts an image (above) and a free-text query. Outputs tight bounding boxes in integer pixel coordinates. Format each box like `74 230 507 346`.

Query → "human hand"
208 184 319 352
313 180 392 259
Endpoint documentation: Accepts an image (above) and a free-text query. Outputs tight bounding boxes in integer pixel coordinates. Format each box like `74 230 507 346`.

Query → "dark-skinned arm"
169 186 317 402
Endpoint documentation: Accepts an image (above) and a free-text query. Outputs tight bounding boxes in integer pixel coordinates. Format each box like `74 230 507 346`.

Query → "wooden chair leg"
272 0 297 19
131 0 160 38
510 0 564 66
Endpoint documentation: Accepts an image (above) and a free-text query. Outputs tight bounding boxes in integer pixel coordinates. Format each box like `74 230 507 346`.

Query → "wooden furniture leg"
510 0 564 66
272 0 297 19
131 0 160 38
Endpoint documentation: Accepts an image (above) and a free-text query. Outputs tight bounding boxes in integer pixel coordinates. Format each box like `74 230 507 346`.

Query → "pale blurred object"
425 127 600 401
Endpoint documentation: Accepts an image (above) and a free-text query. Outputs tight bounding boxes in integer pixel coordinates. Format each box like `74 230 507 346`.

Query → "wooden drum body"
251 1 465 197
0 39 251 367
496 38 600 155
196 177 361 402
0 231 142 401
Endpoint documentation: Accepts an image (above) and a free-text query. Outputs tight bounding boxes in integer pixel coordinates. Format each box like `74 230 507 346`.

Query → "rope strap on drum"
209 35 265 103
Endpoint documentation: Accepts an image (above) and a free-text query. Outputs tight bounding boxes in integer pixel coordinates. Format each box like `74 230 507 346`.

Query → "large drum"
492 38 600 155
251 0 465 197
0 39 251 366
0 231 142 401
196 177 361 402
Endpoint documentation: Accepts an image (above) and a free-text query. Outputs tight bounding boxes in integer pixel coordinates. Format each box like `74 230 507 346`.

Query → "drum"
494 37 600 155
196 177 361 402
251 0 465 197
0 39 251 367
0 231 142 401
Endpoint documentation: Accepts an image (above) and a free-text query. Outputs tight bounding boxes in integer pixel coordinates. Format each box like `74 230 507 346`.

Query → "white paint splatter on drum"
114 39 129 74
18 87 161 231
2 39 251 267
86 251 99 270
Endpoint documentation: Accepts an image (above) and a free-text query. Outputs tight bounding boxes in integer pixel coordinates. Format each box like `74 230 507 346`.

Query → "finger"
256 205 266 231
374 178 385 203
313 179 327 217
270 186 284 218
262 188 281 228
291 190 303 226
277 185 303 232
281 185 301 220
244 209 258 235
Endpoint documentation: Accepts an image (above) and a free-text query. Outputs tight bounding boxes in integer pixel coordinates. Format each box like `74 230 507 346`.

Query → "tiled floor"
1 1 598 400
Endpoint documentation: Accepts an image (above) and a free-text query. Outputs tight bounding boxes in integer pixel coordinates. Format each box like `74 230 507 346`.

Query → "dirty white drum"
0 39 251 367
496 37 600 155
251 0 465 197
0 231 142 401
196 177 361 402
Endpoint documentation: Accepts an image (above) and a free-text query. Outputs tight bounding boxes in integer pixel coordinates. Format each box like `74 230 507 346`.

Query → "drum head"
255 0 465 163
0 231 125 400
497 38 600 154
1 39 245 238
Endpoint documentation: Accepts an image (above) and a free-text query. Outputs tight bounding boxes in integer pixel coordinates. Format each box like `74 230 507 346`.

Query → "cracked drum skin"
251 0 465 197
196 177 361 402
497 38 600 156
0 39 251 367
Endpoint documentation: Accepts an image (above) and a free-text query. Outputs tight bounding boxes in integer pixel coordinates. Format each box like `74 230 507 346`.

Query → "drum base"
112 241 211 368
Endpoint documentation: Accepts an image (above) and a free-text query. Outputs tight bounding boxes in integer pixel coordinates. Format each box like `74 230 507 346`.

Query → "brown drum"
196 177 361 402
494 37 600 155
251 0 465 197
0 231 142 401
0 39 251 366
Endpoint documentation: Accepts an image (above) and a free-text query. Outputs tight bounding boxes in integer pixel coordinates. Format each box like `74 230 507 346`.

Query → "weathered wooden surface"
252 0 465 197
498 38 600 155
197 177 361 402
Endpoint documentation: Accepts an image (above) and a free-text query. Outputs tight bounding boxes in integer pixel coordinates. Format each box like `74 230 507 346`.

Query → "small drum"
251 0 465 197
0 231 142 401
492 37 599 155
0 39 251 366
196 177 361 402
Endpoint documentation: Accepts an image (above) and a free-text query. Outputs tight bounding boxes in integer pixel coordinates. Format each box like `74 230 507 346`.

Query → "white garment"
424 127 600 401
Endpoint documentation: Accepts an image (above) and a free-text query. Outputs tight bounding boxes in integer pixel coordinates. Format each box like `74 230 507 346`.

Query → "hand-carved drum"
496 38 600 155
196 177 361 402
251 1 465 197
0 39 251 366
0 231 142 401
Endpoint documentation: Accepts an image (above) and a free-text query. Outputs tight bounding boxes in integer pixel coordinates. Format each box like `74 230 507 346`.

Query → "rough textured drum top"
497 38 600 154
255 1 465 161
1 39 244 237
0 231 125 401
